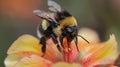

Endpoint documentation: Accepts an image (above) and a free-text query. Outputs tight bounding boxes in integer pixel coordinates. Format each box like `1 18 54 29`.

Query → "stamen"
63 48 73 63
62 38 73 63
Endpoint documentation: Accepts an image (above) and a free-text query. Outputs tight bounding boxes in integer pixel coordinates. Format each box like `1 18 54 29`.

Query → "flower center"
62 38 75 63
63 47 73 63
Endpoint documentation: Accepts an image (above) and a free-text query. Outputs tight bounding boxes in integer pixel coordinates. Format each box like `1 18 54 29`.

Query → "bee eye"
66 27 73 33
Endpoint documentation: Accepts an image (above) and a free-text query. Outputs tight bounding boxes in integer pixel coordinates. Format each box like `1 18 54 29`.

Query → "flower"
4 28 119 67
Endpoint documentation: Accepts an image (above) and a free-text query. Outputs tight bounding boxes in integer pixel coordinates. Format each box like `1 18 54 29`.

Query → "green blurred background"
0 0 120 66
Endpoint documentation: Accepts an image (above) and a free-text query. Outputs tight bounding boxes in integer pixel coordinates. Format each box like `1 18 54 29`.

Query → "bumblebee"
33 0 89 55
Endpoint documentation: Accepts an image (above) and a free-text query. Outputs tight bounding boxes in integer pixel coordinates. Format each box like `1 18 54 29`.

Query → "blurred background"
0 0 120 66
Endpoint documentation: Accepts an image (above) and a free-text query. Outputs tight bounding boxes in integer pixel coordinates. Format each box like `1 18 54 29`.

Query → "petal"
78 28 100 44
4 52 36 67
7 34 42 55
79 34 119 67
43 39 62 62
52 62 83 67
14 55 53 67
4 54 22 67
6 34 62 62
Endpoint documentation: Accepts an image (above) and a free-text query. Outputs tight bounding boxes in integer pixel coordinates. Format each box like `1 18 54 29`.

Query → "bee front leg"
40 37 46 56
59 35 64 48
51 33 61 52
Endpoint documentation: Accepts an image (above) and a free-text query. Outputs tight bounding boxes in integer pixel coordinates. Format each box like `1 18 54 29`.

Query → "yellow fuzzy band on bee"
59 16 77 28
53 26 62 36
41 20 49 30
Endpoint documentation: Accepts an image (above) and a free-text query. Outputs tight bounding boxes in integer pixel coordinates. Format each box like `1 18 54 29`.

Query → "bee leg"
40 37 46 56
51 33 61 52
74 36 79 52
66 37 70 48
59 35 64 48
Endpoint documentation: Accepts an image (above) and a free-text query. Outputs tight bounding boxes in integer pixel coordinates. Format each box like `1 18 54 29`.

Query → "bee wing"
33 10 58 24
48 0 62 12
33 10 53 20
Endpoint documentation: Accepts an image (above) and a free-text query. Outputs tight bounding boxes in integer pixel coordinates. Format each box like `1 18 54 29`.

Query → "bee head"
63 26 78 41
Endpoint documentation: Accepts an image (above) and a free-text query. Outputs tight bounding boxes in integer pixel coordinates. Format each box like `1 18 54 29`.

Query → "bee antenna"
77 35 90 44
